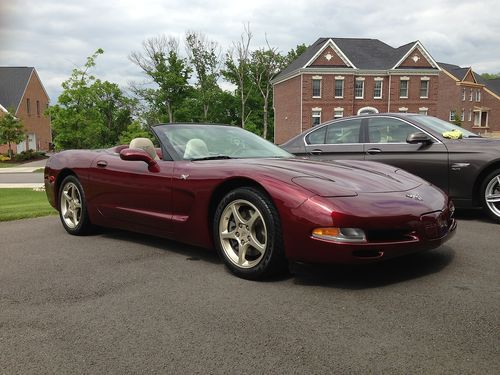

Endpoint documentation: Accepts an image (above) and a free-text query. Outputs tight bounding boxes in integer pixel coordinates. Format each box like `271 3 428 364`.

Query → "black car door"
363 116 449 193
303 117 366 161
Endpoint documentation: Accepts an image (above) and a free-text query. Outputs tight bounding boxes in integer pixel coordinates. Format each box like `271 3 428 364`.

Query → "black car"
281 113 500 222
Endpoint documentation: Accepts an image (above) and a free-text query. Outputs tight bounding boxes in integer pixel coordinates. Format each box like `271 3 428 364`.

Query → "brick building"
0 67 52 154
272 38 500 143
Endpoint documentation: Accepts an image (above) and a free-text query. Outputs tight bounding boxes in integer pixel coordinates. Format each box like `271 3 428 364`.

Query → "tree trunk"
166 100 173 123
203 103 209 121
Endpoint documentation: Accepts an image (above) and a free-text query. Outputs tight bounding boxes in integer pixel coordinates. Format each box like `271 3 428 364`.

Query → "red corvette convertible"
45 124 456 280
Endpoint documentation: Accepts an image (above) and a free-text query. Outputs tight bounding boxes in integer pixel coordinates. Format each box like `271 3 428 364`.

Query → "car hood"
254 158 424 196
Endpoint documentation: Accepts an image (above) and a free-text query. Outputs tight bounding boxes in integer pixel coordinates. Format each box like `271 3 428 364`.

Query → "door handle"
96 160 108 167
309 149 323 155
366 148 382 155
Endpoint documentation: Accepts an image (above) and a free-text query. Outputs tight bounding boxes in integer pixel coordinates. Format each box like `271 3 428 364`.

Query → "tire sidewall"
480 169 500 222
213 187 285 280
58 175 91 235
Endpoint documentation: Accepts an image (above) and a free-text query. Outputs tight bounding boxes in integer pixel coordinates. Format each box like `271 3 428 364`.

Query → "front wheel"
213 187 287 280
58 175 93 235
481 169 500 223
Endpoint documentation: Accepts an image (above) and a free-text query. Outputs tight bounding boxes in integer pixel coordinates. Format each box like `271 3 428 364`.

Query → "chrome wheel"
60 182 82 229
484 174 500 218
218 199 267 269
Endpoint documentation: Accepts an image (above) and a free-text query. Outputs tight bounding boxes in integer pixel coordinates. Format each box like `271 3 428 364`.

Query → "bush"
0 155 11 162
12 149 46 162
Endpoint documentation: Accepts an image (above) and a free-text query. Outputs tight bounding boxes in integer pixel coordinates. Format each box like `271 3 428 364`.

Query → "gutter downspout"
300 74 303 133
388 71 392 112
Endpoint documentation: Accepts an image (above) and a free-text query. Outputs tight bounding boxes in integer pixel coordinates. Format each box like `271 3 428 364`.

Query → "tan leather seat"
184 138 209 159
129 138 159 160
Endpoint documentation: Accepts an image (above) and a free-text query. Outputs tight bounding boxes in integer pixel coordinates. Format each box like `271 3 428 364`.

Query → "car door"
303 117 366 162
363 116 449 193
87 153 174 234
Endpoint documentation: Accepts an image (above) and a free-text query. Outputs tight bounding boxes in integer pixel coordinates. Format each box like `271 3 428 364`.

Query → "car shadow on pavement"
100 229 222 265
454 208 492 224
290 246 455 289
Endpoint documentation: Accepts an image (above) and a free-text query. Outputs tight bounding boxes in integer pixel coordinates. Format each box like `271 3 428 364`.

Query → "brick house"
0 67 52 154
272 38 500 143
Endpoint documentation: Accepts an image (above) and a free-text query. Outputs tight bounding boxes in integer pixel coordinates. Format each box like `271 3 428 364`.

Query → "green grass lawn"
0 188 57 221
0 162 18 168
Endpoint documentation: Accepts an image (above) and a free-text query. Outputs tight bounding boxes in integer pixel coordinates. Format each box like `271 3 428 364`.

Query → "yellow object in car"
442 129 463 139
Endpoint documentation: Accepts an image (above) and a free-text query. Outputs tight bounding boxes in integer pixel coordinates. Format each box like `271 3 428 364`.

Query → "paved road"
0 172 44 183
1 213 498 374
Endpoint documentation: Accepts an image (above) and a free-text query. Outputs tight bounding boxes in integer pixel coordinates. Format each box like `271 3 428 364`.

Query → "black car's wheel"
213 187 287 280
481 169 500 223
58 175 93 235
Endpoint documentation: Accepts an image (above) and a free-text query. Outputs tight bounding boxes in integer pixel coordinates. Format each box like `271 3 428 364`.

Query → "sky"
1 0 499 103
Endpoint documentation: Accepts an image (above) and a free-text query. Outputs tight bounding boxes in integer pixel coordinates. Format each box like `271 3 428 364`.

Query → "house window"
335 79 344 98
461 109 465 121
462 88 466 101
419 107 428 115
473 111 480 126
374 80 382 99
36 100 40 116
420 80 429 98
399 107 408 113
468 109 472 121
312 109 322 126
355 79 364 99
312 78 321 98
475 89 481 102
334 107 344 118
449 110 456 121
26 98 31 115
399 80 409 98
469 89 473 101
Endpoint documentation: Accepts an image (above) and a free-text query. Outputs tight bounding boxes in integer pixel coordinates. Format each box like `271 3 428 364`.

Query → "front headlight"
312 227 367 243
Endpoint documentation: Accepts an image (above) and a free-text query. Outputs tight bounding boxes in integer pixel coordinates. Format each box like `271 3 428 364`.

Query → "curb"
0 183 45 189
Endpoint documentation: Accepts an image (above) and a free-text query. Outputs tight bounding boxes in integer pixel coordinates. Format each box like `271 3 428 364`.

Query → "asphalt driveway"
0 213 498 374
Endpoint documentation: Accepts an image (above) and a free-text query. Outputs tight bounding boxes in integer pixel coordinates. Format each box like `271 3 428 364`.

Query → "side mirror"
120 148 160 172
406 132 433 145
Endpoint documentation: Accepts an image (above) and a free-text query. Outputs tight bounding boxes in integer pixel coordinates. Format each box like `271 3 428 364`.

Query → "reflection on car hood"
255 158 423 196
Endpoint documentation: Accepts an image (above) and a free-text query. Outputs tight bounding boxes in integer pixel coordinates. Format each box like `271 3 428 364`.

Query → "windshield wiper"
191 155 232 161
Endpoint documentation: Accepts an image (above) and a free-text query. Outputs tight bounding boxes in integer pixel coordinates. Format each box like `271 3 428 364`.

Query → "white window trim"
399 106 408 113
468 109 472 121
462 88 466 101
461 109 465 121
334 79 344 99
374 80 383 99
312 78 322 98
420 80 429 99
355 79 364 99
399 80 409 99
469 89 473 101
312 108 322 126
449 110 456 121
334 107 344 118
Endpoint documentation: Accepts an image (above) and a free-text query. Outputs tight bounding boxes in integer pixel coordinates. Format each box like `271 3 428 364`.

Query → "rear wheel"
481 169 500 223
59 175 93 235
213 187 287 280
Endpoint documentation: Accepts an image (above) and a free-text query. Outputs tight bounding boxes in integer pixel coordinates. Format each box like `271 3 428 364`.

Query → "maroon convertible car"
45 124 456 280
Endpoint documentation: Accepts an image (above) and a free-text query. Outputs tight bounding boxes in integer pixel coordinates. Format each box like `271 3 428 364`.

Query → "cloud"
1 0 499 102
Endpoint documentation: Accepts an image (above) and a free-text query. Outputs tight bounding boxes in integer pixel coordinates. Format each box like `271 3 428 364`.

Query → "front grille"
365 228 415 243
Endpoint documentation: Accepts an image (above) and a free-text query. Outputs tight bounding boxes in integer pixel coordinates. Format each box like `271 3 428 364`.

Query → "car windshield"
412 115 481 138
154 124 293 160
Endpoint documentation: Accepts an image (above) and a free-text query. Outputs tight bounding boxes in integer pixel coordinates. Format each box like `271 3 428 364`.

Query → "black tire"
480 169 500 223
58 175 93 235
213 187 287 280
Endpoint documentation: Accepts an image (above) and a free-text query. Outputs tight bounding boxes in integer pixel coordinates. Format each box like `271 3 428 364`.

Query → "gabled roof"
484 77 500 96
0 67 35 113
438 62 470 81
274 38 439 83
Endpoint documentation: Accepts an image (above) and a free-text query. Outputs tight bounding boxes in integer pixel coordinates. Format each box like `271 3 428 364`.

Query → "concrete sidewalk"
0 183 45 189
0 158 48 174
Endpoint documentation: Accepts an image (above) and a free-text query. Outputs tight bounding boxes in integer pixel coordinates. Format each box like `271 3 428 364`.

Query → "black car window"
324 118 362 144
306 126 327 144
367 117 420 143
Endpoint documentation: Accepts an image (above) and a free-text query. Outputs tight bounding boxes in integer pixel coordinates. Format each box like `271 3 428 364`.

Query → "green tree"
118 121 155 144
0 109 25 158
250 45 286 139
284 43 307 65
130 35 192 123
48 49 134 150
222 23 253 129
185 31 222 121
480 72 500 80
